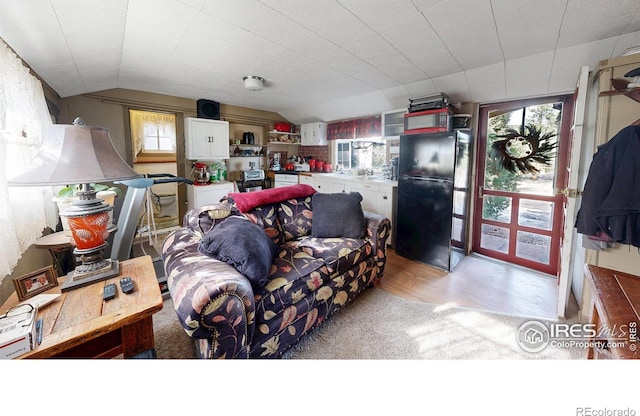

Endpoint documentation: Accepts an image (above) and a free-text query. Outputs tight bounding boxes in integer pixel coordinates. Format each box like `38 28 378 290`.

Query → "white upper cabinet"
381 108 407 140
185 117 230 160
300 122 327 146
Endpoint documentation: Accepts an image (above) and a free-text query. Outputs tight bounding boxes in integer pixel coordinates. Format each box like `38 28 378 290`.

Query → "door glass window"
516 231 551 264
480 224 509 254
482 195 512 223
518 199 554 230
485 103 560 196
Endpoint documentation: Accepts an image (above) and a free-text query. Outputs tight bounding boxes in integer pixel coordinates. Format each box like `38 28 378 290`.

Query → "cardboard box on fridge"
0 306 37 359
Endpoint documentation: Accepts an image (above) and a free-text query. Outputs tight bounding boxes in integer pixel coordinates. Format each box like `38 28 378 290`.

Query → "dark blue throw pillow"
198 216 277 290
311 192 366 239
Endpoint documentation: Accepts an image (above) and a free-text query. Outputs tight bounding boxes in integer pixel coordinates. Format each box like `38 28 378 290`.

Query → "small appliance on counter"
269 152 282 171
293 163 310 172
391 157 399 180
242 132 255 144
274 122 292 132
240 167 265 192
408 93 449 112
404 108 452 134
242 168 265 182
192 162 210 185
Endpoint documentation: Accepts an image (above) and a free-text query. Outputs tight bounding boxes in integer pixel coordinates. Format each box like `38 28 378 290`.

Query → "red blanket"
228 184 316 212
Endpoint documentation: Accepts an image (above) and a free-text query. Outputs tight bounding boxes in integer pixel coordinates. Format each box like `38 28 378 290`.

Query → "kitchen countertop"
272 170 304 174
300 171 398 187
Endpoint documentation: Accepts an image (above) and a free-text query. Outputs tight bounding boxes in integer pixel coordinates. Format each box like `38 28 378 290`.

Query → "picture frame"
13 266 58 302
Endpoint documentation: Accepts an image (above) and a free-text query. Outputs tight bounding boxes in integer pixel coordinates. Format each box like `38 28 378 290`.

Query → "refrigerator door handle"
404 176 451 183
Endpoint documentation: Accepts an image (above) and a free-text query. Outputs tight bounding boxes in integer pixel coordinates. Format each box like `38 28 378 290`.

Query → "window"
333 138 387 173
327 115 385 173
129 110 176 163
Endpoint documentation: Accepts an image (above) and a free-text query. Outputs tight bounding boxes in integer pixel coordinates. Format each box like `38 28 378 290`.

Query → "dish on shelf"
269 135 299 144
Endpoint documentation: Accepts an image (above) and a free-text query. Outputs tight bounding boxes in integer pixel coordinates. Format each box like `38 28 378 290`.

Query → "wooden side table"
34 231 75 276
584 264 640 359
1 255 163 358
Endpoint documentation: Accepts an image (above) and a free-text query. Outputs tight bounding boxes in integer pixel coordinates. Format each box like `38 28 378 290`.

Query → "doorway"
472 96 572 276
129 109 179 232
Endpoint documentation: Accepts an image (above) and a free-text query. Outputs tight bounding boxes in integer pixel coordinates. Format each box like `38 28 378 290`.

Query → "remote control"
103 283 116 301
120 276 134 294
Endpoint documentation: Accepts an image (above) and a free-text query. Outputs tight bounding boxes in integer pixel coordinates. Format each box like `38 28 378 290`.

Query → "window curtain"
354 115 381 138
327 115 381 140
130 110 176 162
0 39 56 284
327 120 355 140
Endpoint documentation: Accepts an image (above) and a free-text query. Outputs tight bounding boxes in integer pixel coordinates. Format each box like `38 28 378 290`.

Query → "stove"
273 172 299 188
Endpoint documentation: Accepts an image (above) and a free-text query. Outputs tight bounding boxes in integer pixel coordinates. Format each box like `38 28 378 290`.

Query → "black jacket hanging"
575 125 640 247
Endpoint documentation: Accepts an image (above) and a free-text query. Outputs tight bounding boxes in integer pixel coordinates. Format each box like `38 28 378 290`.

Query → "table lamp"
8 118 141 291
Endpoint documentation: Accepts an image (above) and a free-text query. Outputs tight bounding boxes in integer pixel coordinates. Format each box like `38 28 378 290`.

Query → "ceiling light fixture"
243 76 265 91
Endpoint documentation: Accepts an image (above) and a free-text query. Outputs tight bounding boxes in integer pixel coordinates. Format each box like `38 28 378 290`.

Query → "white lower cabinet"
315 178 345 194
346 182 397 245
187 182 235 211
298 174 316 188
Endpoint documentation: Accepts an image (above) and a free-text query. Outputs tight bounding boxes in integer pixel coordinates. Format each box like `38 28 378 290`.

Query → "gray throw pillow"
311 192 366 239
198 216 277 290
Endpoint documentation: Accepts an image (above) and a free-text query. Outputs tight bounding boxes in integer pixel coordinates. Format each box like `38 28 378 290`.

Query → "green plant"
57 183 123 199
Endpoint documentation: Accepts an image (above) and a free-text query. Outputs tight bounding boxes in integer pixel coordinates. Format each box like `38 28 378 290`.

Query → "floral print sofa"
161 184 391 358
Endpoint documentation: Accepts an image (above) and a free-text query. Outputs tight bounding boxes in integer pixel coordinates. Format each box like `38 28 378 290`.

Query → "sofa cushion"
311 192 366 238
295 237 372 276
253 243 328 316
244 203 285 246
227 184 315 212
251 247 379 357
277 196 313 241
185 202 236 234
198 216 277 290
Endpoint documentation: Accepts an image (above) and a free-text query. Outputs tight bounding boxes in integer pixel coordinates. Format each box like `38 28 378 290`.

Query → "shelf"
230 155 264 158
268 141 300 145
599 88 640 103
269 130 300 136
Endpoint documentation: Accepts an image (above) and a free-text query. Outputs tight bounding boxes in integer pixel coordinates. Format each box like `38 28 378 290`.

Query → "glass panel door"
472 96 571 275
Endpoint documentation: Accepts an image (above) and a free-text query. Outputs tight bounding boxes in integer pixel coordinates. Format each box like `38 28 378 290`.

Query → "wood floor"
379 247 580 321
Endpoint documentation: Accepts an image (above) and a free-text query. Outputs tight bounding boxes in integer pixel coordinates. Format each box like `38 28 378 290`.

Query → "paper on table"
19 293 60 309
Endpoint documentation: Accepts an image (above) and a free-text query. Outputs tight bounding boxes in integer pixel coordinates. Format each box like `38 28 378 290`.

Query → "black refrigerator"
395 130 473 271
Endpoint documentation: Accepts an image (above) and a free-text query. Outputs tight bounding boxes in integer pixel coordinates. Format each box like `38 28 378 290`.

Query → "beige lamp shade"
8 124 139 186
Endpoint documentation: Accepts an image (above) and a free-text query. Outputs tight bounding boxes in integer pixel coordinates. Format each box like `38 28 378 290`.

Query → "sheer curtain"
0 39 57 284
130 110 176 162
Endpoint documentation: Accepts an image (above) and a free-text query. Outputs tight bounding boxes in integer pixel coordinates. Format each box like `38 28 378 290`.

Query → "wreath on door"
490 124 557 174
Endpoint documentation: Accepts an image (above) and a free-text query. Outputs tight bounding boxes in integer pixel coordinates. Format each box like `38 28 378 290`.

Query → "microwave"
404 108 452 134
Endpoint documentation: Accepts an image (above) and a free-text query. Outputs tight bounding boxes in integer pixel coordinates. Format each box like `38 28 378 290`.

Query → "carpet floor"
152 287 585 360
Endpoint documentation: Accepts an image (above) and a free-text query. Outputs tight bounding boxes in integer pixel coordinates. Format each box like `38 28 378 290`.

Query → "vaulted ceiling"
1 0 639 124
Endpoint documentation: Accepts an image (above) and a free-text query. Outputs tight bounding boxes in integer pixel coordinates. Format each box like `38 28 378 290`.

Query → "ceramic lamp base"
60 259 120 292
